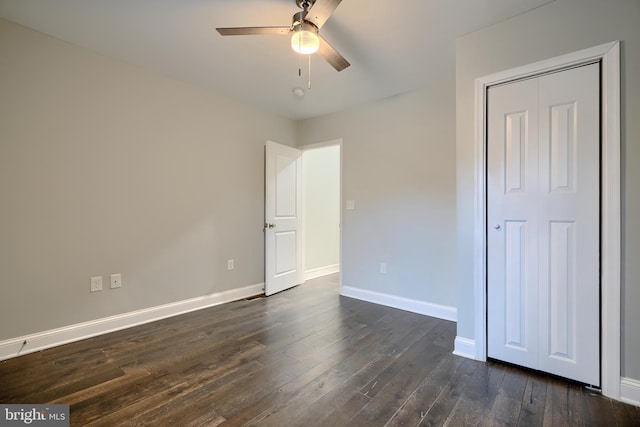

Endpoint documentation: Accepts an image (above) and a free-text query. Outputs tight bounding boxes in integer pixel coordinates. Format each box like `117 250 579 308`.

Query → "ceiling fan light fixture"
291 22 319 55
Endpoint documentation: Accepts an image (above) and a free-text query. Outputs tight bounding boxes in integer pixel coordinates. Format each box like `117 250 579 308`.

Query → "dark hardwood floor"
1 274 638 426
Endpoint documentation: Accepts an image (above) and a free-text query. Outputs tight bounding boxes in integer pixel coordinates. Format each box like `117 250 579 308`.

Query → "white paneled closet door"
487 63 600 386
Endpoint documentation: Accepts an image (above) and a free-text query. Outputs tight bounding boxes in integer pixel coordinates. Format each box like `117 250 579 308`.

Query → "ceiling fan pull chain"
308 54 312 89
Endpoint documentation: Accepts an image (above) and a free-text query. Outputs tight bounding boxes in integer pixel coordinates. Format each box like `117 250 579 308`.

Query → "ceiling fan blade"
306 0 343 29
216 27 291 36
318 36 350 71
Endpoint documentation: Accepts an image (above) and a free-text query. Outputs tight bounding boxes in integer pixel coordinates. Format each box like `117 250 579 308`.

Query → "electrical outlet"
90 276 103 292
227 259 234 270
380 262 387 274
110 273 122 289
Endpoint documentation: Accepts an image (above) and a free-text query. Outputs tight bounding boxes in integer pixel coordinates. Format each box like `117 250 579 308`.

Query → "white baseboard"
0 282 264 362
340 285 457 322
621 377 640 407
453 336 477 359
304 264 340 281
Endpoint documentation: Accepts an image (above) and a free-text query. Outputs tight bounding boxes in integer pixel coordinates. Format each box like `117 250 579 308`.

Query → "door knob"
264 223 276 229
494 224 501 230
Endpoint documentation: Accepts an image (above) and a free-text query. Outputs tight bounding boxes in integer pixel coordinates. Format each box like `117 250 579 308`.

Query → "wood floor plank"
28 363 128 405
347 323 453 425
217 322 376 425
243 323 399 426
121 361 268 426
385 351 465 426
612 398 640 426
1 349 120 403
516 374 548 426
288 322 444 426
418 358 480 427
1 274 637 426
212 368 297 424
443 360 506 426
566 383 587 426
582 389 615 425
240 363 352 426
484 365 525 426
542 377 571 427
49 366 151 406
280 342 393 426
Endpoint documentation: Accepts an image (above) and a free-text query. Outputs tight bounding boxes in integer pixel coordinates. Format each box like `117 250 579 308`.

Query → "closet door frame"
469 41 620 399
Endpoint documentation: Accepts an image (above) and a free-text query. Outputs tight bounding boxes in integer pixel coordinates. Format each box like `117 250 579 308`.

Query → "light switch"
90 276 103 292
346 200 355 210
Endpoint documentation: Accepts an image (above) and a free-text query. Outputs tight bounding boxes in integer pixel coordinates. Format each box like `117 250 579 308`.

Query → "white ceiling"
0 0 554 120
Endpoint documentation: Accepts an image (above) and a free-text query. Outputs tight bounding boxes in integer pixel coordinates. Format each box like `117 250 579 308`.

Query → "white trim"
470 41 621 399
304 264 340 281
620 378 640 407
341 286 457 322
453 336 477 359
338 140 344 292
600 42 622 400
0 283 264 362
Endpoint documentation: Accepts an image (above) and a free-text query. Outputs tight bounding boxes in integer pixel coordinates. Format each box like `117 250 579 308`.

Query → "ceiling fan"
216 0 350 72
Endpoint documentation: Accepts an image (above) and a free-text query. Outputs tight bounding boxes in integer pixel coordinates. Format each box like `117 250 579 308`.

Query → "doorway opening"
301 141 342 283
263 140 342 296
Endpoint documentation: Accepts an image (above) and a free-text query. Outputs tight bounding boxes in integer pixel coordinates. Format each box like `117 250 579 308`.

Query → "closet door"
487 63 600 386
487 77 540 371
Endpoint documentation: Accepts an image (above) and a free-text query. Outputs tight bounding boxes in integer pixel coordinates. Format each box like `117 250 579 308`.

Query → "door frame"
299 139 343 287
471 42 621 398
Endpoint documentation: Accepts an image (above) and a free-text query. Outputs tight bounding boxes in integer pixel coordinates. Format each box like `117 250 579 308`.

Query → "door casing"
469 42 621 399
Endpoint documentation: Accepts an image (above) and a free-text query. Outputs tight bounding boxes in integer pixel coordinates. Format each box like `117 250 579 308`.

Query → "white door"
487 63 600 386
265 141 302 296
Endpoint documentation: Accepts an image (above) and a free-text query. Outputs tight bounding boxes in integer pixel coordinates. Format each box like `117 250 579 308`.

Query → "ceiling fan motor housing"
296 0 317 10
292 11 319 34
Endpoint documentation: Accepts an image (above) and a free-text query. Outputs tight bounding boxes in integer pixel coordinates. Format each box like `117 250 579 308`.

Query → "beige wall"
456 0 640 379
298 81 457 308
0 18 297 340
